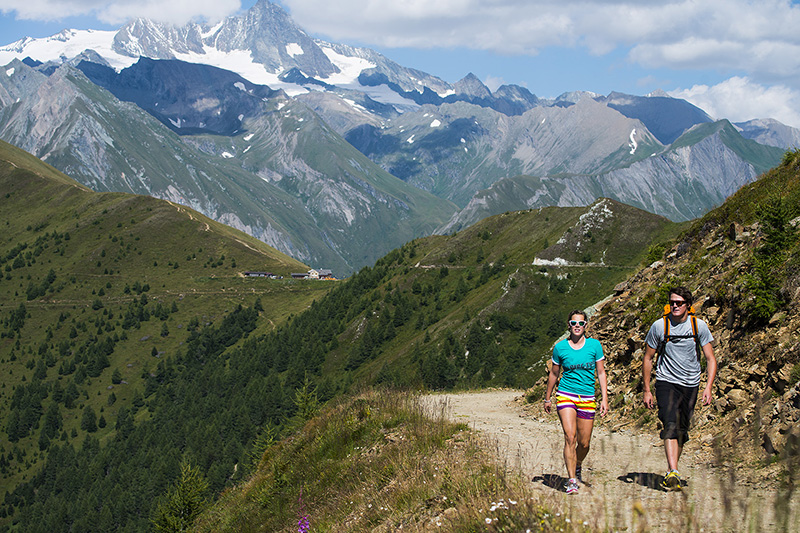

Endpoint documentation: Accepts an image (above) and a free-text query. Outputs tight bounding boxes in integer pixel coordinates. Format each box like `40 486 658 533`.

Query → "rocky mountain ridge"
0 58 454 275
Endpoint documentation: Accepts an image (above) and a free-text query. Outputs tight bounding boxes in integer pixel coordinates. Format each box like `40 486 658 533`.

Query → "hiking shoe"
565 478 579 494
575 465 582 483
661 470 681 491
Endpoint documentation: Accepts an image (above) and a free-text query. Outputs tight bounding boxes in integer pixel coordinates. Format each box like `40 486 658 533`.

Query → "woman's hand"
543 399 552 414
599 398 609 417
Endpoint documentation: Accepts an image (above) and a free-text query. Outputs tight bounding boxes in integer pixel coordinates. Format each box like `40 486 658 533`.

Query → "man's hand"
702 387 713 405
643 390 654 409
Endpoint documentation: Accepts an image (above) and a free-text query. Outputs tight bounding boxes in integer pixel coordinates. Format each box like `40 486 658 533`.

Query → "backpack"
656 304 702 371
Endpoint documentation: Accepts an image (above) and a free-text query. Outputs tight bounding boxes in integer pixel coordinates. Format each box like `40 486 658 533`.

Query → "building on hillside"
290 269 336 280
318 269 336 280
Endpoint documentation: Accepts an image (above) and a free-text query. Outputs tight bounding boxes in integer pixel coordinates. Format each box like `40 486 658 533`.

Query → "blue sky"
2 0 800 128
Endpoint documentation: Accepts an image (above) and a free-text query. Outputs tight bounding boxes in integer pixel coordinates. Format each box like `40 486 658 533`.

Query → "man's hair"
567 309 587 322
668 286 693 304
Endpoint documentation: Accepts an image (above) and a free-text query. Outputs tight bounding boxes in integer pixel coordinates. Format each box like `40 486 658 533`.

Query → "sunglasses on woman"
569 320 586 327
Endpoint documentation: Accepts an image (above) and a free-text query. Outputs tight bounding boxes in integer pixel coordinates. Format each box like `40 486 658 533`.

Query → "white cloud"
280 1 800 82
670 76 800 129
483 75 505 92
0 0 241 25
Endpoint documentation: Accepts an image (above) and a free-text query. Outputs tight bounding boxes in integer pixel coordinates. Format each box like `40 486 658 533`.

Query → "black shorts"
655 380 699 445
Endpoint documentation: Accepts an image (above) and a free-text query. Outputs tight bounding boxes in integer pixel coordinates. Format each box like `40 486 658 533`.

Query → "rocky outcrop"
541 199 800 471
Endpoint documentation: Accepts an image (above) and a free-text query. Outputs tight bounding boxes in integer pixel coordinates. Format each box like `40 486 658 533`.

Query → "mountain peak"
454 72 491 99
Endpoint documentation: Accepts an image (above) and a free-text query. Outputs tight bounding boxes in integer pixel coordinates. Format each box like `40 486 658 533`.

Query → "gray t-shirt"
646 316 713 387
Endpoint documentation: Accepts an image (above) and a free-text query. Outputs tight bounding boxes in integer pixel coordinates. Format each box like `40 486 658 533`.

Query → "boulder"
727 388 749 408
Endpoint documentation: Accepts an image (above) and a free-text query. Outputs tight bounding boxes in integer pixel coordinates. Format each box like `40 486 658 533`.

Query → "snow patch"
406 135 415 144
243 145 252 153
0 29 137 71
169 117 183 128
5 67 14 76
202 21 224 39
628 128 638 155
238 114 244 121
221 152 234 158
285 43 304 57
243 133 254 141
430 119 441 128
234 81 246 92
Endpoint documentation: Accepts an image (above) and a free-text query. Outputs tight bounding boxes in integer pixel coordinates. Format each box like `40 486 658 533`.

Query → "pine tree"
151 460 209 532
293 377 319 421
80 406 98 433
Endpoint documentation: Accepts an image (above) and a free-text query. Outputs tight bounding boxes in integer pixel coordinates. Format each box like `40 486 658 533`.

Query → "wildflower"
297 489 310 533
485 518 492 524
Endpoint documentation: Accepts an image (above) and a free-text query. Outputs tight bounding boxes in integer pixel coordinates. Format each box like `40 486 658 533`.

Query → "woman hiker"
543 309 609 494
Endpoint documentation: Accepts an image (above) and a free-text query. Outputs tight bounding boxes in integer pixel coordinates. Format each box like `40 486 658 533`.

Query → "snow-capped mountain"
0 57 454 275
0 0 796 273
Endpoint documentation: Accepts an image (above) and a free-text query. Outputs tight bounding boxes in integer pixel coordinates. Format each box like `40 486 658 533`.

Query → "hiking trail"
424 389 797 532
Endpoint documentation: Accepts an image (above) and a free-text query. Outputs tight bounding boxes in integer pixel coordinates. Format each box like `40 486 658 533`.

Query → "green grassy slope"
315 199 681 390
0 140 333 522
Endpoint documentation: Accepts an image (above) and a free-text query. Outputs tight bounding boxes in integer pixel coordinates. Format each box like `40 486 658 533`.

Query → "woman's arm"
596 359 609 416
543 362 560 413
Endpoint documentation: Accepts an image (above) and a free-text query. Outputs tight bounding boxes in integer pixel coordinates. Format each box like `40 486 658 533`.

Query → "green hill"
0 140 333 527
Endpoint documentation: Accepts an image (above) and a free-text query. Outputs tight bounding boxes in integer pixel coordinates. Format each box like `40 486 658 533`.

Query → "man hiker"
642 286 717 491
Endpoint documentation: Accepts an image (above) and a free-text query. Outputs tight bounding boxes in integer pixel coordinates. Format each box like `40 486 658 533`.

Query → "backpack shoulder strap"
656 315 669 372
690 315 702 362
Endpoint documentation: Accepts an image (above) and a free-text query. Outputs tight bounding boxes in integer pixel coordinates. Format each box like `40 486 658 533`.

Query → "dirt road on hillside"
423 390 798 532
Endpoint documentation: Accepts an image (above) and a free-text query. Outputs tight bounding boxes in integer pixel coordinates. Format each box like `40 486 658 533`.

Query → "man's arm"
701 343 717 405
643 345 656 408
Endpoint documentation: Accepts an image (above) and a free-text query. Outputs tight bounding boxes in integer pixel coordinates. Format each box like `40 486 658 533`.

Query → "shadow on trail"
533 474 593 492
619 472 688 491
533 474 568 492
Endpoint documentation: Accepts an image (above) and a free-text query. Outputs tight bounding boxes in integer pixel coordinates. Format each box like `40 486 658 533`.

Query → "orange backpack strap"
658 306 702 365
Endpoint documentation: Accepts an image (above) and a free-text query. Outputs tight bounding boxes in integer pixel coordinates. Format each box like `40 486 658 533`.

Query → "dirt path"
424 390 798 532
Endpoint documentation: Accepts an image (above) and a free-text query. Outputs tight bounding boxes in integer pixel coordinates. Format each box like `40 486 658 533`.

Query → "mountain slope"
440 119 786 231
0 58 456 275
344 97 665 207
600 91 714 145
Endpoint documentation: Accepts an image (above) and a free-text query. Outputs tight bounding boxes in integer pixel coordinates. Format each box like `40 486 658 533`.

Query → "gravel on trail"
423 389 798 532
